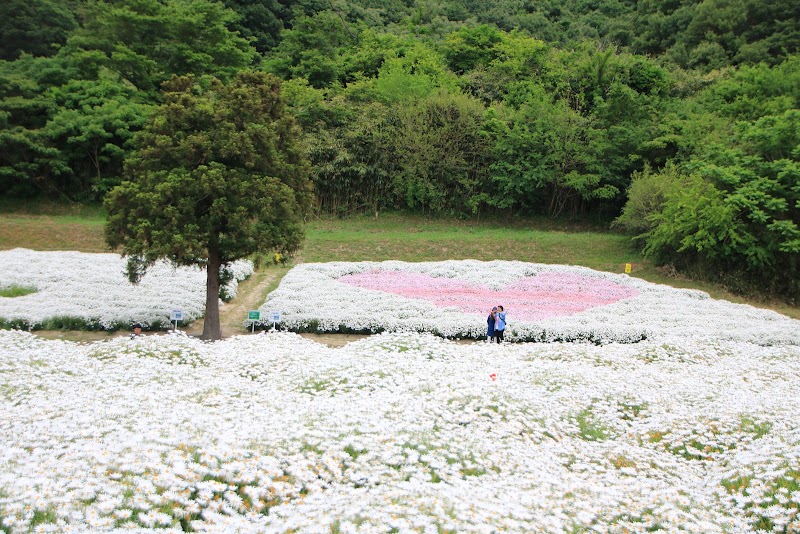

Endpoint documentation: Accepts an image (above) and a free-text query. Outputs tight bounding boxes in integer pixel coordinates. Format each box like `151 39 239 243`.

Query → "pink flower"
338 271 638 320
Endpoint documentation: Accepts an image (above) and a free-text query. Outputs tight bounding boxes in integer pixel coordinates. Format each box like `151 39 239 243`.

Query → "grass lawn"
302 214 638 269
302 214 799 319
1 204 797 320
0 200 107 252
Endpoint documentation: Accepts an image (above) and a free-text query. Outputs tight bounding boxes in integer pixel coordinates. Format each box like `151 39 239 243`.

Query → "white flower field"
1 257 800 532
260 261 800 346
0 249 253 330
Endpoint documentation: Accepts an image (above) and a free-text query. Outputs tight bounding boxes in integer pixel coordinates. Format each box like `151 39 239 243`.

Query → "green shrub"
613 163 680 236
0 316 174 332
0 318 32 330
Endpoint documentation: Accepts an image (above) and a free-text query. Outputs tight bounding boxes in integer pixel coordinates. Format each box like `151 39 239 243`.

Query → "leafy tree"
339 37 458 105
45 75 152 197
0 122 68 197
442 24 504 74
368 45 459 103
0 56 70 196
631 0 698 57
624 61 800 300
105 72 312 340
341 29 417 82
306 100 394 215
459 31 550 104
0 53 154 198
0 0 77 61
699 57 800 121
387 90 490 215
223 0 290 53
631 0 799 69
66 0 257 94
612 162 683 235
264 10 355 88
485 88 611 217
639 154 800 299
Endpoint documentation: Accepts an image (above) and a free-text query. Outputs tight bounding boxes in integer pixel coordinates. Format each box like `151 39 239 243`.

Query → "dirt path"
183 268 386 346
185 269 280 338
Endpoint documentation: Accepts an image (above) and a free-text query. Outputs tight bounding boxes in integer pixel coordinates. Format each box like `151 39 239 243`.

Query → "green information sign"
248 310 261 321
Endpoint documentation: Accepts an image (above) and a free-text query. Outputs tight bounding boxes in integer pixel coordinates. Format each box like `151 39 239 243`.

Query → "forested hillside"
1 0 798 299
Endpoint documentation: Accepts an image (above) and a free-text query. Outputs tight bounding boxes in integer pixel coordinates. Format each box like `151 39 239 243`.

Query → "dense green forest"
1 0 798 299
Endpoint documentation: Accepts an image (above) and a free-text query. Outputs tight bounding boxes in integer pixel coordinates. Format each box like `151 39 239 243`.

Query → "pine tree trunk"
201 249 222 341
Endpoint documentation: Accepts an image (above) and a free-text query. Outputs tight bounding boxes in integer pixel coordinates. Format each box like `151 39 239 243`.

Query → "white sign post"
268 311 281 331
170 309 183 331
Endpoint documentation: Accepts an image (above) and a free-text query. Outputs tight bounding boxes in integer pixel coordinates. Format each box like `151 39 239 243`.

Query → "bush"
631 157 800 303
613 163 680 236
0 316 173 332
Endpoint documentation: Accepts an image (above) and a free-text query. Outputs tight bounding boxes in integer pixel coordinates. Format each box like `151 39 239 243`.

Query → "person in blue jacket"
486 306 497 342
494 305 506 343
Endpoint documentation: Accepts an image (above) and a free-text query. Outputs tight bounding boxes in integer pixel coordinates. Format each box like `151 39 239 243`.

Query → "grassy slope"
0 201 107 252
1 205 797 320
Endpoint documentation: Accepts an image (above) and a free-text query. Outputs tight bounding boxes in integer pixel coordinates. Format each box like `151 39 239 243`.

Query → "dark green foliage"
305 100 394 215
0 56 70 197
480 43 665 217
264 11 356 88
0 0 77 61
630 0 800 69
223 0 290 53
218 266 237 302
0 316 164 332
619 59 800 301
386 91 490 215
640 155 800 299
442 25 505 73
45 75 152 198
0 59 152 199
105 72 312 340
0 0 256 199
65 0 258 94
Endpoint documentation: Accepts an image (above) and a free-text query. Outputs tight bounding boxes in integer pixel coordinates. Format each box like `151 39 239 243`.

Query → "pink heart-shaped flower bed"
338 270 638 321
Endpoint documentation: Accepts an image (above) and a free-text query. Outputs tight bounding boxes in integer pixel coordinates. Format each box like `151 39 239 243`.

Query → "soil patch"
298 332 370 347
185 269 280 338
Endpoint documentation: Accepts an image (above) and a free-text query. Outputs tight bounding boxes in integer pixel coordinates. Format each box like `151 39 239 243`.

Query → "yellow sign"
624 263 632 273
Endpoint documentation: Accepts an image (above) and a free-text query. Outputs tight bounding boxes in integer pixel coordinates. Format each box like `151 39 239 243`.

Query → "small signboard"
624 263 632 274
247 310 261 333
268 311 281 323
170 309 183 331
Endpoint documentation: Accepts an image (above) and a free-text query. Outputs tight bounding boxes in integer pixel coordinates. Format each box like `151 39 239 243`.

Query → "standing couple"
486 305 506 343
